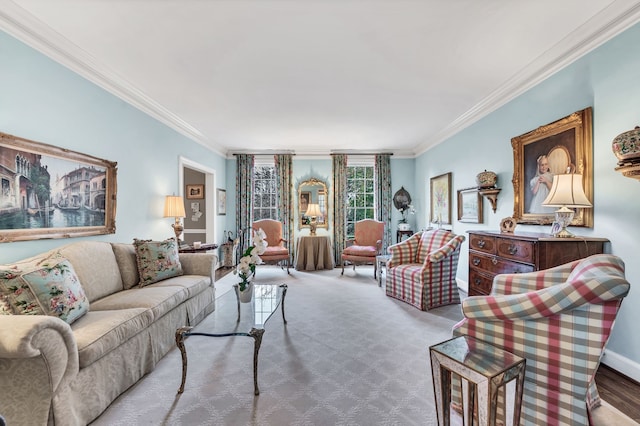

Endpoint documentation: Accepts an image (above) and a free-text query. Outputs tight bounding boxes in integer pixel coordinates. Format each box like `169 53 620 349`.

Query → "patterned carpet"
90 266 635 426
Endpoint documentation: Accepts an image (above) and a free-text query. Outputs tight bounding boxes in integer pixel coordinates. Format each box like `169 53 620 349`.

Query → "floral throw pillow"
0 253 89 324
133 238 183 287
21 259 89 324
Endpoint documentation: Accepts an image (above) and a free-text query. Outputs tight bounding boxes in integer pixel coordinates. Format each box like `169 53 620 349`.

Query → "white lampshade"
542 174 592 208
305 203 322 218
163 195 186 218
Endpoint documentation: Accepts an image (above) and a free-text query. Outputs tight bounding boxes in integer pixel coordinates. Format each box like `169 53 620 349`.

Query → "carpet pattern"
90 266 635 426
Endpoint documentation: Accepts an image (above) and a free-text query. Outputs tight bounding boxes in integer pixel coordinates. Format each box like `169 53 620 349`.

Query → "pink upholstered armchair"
252 219 290 273
386 229 465 310
341 219 385 278
452 254 630 425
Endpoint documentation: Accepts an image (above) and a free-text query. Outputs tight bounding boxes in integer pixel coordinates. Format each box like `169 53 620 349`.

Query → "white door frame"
179 156 217 245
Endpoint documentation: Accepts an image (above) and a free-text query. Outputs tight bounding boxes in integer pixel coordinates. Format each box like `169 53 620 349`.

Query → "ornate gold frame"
297 177 328 230
511 107 593 227
0 131 117 242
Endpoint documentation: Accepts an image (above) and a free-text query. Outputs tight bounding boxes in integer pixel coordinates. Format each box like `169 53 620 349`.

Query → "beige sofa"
0 241 216 426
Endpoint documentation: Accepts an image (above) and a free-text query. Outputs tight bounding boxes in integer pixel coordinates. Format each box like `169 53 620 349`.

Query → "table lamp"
305 203 322 235
542 174 591 238
164 195 186 241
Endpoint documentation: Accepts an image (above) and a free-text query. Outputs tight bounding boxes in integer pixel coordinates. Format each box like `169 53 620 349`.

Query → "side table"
295 235 334 271
430 335 526 426
376 254 390 287
397 229 413 243
178 243 218 253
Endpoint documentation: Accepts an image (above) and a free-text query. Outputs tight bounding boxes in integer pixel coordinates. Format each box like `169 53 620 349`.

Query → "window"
253 163 277 220
346 163 375 238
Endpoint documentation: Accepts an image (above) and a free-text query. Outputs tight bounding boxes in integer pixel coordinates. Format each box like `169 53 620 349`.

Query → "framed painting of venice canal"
0 131 117 242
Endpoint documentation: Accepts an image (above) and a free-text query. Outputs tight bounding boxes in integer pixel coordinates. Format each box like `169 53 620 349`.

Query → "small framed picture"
186 184 204 199
216 188 226 215
457 188 482 223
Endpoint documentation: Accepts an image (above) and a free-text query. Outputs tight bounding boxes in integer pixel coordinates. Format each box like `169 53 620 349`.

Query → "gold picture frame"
511 107 593 227
0 131 117 243
430 172 452 225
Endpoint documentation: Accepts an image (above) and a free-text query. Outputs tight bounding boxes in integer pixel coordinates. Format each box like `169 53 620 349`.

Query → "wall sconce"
305 203 322 235
164 195 186 241
542 174 592 238
612 124 640 181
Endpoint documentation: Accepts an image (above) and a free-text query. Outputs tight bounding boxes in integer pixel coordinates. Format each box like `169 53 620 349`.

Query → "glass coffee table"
175 283 288 395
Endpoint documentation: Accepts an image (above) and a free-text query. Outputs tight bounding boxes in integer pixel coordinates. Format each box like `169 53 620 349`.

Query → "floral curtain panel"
332 154 348 265
274 154 293 253
235 154 254 260
375 154 392 253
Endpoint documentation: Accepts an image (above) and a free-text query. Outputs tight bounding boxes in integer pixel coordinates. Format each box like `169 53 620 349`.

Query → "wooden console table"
467 231 608 296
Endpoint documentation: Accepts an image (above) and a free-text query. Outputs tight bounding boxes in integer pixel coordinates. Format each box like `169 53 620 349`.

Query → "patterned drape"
274 154 293 253
332 154 348 265
235 154 254 260
375 154 392 253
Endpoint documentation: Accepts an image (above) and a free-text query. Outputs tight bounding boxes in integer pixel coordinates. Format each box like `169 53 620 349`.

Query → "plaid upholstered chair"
341 219 385 278
252 219 290 273
386 229 465 310
452 254 630 425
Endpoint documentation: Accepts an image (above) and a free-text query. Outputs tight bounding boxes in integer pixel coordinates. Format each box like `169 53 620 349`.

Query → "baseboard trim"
601 349 640 383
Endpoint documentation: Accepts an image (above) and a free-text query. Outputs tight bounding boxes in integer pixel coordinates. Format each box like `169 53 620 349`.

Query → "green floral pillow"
0 253 89 324
133 238 183 287
21 259 89 324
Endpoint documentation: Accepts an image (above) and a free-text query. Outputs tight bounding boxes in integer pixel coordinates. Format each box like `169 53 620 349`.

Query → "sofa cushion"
150 275 211 299
133 238 183 287
90 285 189 321
21 258 89 324
72 308 154 368
343 245 377 257
111 243 140 290
58 241 124 302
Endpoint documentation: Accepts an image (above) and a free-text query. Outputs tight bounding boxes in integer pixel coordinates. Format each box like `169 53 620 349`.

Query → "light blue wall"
415 22 640 379
0 32 226 262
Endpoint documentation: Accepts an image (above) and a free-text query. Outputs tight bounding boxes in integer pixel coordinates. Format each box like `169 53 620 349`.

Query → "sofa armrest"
0 315 79 424
179 253 217 284
491 260 578 295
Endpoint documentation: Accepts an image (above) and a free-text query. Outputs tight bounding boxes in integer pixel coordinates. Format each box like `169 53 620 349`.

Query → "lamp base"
309 218 317 235
552 206 575 238
171 219 184 241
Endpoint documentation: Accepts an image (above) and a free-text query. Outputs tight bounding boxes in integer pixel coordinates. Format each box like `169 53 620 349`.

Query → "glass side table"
429 335 526 426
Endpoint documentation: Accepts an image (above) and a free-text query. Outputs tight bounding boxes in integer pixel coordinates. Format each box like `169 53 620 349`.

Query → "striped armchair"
386 229 465 310
452 254 630 425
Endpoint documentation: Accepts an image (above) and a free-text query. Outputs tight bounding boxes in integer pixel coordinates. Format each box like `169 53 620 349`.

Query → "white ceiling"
2 1 640 157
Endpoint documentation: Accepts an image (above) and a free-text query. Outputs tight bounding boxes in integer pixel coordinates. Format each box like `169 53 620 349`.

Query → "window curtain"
274 154 293 253
375 154 392 253
332 154 348 265
235 154 254 260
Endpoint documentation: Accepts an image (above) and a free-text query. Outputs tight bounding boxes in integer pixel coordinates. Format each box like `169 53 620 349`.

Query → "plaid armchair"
452 254 630 425
386 229 465 310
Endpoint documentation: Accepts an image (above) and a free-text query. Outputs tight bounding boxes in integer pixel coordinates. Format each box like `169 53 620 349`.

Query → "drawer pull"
474 278 482 285
508 245 518 255
477 239 486 248
472 258 480 266
491 257 498 265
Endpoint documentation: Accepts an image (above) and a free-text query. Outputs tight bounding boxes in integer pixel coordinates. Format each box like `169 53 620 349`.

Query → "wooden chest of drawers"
467 231 608 296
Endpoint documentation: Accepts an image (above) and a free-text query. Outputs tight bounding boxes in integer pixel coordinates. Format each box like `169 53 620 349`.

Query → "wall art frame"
216 188 226 215
430 172 452 225
0 131 117 243
186 184 204 199
511 107 593 227
457 187 482 223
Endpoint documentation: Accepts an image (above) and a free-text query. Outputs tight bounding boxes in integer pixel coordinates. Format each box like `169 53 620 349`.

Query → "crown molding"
415 0 640 156
0 1 227 157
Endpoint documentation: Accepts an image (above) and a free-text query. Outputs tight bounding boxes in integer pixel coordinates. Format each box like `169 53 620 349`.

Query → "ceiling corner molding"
0 1 226 157
414 0 640 157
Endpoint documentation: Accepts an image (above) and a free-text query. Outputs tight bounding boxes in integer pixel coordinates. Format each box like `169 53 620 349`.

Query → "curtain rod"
330 152 393 155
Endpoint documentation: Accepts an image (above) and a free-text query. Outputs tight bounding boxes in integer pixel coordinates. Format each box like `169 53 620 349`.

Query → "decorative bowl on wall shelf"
476 170 498 189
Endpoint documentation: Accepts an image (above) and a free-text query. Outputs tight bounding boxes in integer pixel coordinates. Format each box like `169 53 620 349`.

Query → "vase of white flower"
234 228 268 303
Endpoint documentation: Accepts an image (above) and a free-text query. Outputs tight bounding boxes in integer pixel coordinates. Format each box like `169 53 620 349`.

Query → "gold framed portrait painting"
511 107 593 227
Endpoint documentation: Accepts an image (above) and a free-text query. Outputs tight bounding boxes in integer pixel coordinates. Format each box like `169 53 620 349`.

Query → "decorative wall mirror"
298 177 328 230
